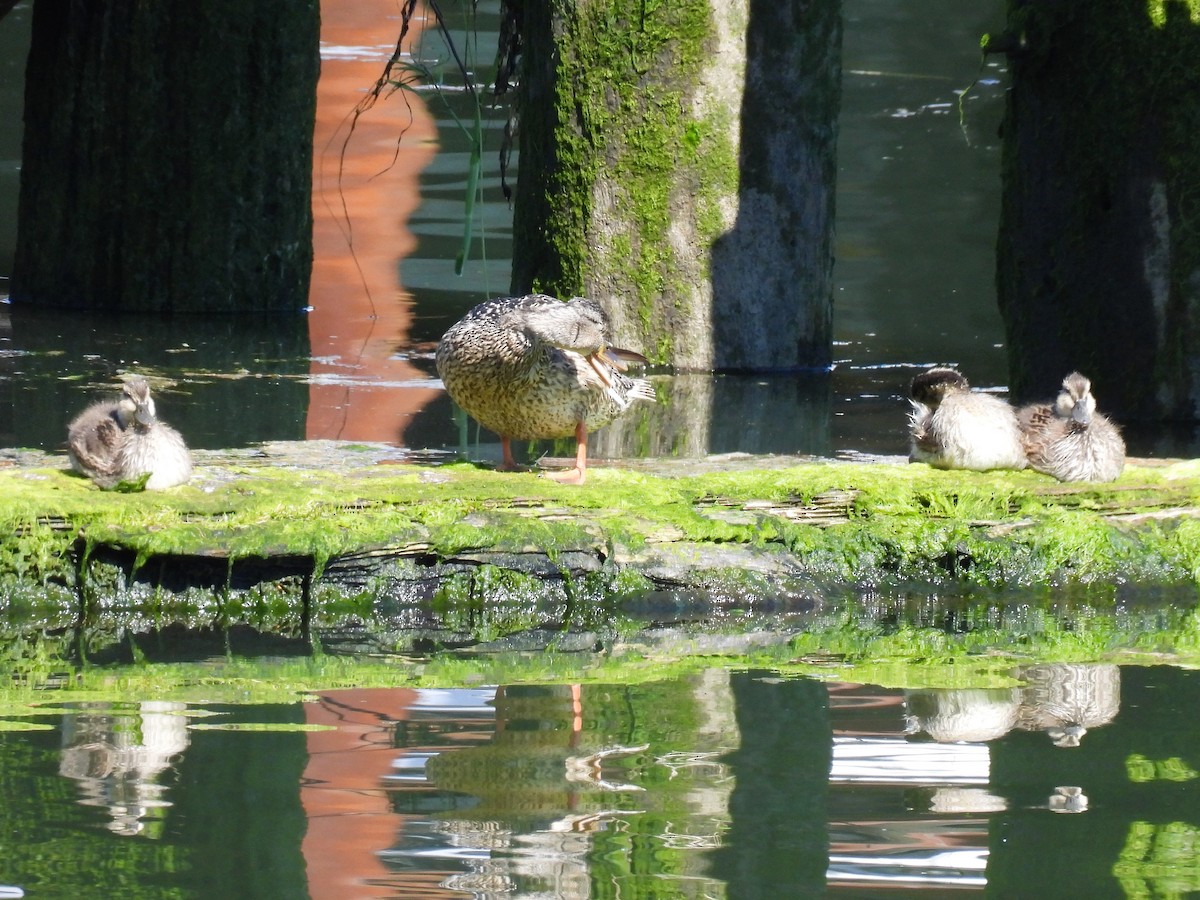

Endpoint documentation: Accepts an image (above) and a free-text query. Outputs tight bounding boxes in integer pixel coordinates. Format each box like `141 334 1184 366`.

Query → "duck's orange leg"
497 437 522 472
545 421 588 485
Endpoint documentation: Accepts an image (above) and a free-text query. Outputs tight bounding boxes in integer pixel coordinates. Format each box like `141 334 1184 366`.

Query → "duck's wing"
67 403 124 477
1016 401 1064 465
586 346 655 409
1017 401 1055 432
907 400 940 457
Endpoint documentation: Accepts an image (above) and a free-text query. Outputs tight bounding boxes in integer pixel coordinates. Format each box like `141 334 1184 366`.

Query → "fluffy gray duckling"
1018 372 1125 483
907 366 1028 471
67 376 192 490
435 293 656 484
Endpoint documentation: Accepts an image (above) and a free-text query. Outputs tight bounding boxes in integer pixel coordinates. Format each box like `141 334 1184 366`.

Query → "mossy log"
510 0 841 371
3 441 1200 630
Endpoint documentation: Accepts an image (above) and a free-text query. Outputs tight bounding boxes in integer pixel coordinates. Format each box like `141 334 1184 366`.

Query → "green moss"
4 456 1200 632
523 0 735 364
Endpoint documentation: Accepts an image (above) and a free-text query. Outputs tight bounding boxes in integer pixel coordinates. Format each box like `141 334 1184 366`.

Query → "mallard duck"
1018 372 1125 482
66 376 192 490
435 293 656 484
907 366 1027 471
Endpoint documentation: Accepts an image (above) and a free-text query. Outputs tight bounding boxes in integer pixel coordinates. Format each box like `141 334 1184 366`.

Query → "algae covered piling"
3 441 1200 633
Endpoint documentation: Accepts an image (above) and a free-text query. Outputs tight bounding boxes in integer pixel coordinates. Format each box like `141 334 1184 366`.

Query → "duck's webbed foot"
494 436 526 472
544 466 586 485
541 422 589 485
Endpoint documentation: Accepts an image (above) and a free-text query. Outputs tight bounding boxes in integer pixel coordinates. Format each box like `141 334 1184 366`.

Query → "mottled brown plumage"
1018 372 1124 483
435 294 655 483
67 377 192 490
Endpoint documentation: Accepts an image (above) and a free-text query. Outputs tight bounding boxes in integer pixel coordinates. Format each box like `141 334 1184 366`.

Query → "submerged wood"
3 441 1200 627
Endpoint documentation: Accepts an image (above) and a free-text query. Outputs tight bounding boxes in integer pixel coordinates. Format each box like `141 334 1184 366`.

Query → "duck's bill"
598 346 648 371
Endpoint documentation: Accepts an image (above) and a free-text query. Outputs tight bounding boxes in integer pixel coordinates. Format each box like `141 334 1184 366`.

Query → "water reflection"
904 663 1121 748
1015 662 1121 748
58 700 189 837
0 306 310 449
307 0 442 445
4 664 1200 895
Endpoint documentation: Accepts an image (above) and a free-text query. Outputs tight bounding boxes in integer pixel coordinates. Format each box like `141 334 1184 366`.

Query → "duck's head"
500 296 611 355
116 377 157 428
1054 372 1095 426
909 367 969 408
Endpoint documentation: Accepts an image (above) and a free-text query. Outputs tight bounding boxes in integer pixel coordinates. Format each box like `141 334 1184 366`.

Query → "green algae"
4 593 1200 709
4 457 1200 617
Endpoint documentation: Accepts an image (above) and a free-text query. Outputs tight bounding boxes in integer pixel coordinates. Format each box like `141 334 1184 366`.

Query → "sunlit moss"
1114 821 1200 898
4 457 1200 630
1147 0 1200 27
1126 753 1200 783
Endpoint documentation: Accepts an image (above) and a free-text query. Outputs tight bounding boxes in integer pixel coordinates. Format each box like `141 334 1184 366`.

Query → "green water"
0 663 1196 898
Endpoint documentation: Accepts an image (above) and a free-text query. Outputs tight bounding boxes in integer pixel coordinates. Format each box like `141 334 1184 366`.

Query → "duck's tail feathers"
627 377 657 404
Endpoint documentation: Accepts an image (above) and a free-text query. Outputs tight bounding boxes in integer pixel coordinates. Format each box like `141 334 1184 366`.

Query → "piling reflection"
590 371 836 460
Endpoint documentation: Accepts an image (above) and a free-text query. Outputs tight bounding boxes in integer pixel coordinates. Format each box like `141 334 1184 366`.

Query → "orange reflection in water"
301 687 498 899
301 688 420 899
308 0 441 443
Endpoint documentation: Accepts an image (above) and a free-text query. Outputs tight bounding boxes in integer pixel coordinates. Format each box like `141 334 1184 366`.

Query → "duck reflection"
1014 663 1121 748
1047 785 1089 814
382 684 647 900
905 663 1121 747
58 701 189 836
424 685 646 829
904 688 1021 743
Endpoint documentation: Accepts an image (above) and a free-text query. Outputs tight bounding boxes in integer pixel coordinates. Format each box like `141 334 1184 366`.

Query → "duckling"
435 293 656 484
1018 372 1125 482
907 366 1027 471
67 377 192 490
67 378 144 485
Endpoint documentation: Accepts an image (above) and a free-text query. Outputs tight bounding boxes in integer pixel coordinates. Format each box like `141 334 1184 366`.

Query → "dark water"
3 0 1195 462
1 664 1197 898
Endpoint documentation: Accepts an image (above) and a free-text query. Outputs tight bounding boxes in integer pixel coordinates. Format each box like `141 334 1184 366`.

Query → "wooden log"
3 442 1200 627
993 0 1200 420
509 0 841 371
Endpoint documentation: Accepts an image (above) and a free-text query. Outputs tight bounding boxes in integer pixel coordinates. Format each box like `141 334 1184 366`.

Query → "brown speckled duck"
907 366 1028 471
1018 372 1125 483
67 376 192 490
435 294 655 484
